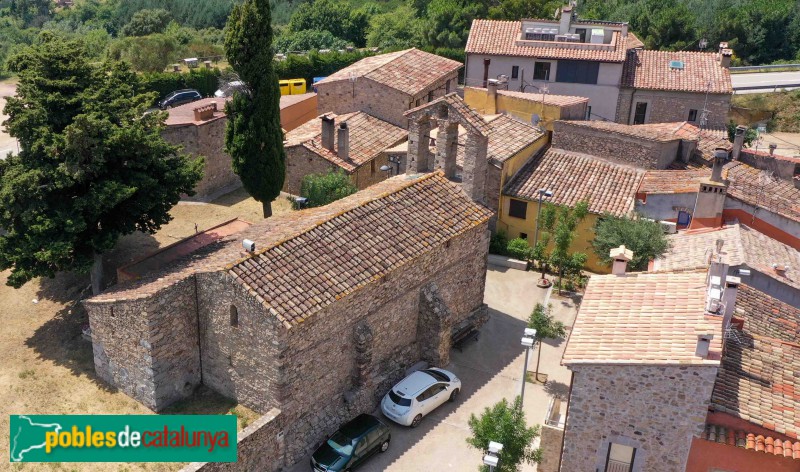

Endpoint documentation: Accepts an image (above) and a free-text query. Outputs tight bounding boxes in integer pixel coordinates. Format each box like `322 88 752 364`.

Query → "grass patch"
524 371 548 384
732 90 800 132
18 369 36 379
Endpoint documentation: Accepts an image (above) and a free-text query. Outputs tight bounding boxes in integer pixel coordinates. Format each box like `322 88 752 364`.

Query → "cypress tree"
224 0 286 218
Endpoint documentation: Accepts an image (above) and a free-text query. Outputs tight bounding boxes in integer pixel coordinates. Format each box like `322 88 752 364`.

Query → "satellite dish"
531 114 541 126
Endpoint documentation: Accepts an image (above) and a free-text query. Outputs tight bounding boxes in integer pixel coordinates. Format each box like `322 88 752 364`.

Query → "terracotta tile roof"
284 112 407 172
405 93 493 137
638 168 711 194
165 97 228 126
701 423 800 459
466 19 632 63
674 122 731 163
555 119 685 142
621 49 733 93
86 172 493 327
503 147 644 216
653 224 800 292
712 285 800 437
451 114 545 168
726 162 800 224
315 48 462 97
227 172 492 327
495 89 589 107
562 270 723 365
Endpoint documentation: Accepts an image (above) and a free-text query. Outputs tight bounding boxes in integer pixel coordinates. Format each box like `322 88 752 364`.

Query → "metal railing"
731 63 800 73
605 459 632 472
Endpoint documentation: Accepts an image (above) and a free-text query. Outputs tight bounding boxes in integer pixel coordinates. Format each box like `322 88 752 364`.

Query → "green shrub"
299 170 358 208
140 67 221 103
489 230 508 255
506 237 531 261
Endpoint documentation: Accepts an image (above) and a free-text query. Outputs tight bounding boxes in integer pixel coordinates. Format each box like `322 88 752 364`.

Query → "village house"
314 48 462 128
282 111 408 194
500 147 644 272
559 258 725 472
465 5 732 126
83 95 495 467
463 83 589 129
163 93 318 200
616 48 733 128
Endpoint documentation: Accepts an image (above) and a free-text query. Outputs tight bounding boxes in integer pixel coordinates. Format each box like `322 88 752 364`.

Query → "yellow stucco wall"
497 197 610 274
498 134 549 188
464 87 566 131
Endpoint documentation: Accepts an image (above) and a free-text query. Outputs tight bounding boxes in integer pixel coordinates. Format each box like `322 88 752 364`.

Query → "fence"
730 64 800 73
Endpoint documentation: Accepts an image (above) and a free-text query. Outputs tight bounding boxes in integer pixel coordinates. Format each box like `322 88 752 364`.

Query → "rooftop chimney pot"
696 334 714 359
337 121 350 160
769 143 777 155
732 125 747 160
720 49 733 68
609 245 633 275
321 115 335 151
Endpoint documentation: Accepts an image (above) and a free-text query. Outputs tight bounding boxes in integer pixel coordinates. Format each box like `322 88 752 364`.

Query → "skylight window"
669 60 685 70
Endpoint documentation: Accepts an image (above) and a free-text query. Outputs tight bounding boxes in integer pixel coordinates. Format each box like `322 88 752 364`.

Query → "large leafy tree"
366 5 423 49
288 0 371 47
592 214 670 271
120 8 172 37
0 33 203 293
423 0 485 49
106 33 179 73
527 303 566 383
224 0 286 218
467 397 542 472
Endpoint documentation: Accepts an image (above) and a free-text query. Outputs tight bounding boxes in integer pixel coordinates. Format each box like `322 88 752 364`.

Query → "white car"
380 367 461 427
214 80 245 98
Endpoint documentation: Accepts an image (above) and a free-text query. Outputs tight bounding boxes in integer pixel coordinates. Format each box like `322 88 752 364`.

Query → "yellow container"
279 80 292 96
290 79 306 95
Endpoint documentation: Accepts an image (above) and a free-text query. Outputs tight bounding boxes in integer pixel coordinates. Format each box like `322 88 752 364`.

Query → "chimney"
486 79 498 115
609 245 633 275
718 42 729 54
559 5 573 34
337 122 350 160
732 125 746 160
769 143 777 155
192 102 217 121
720 48 732 68
695 334 714 359
711 148 727 182
321 115 335 151
721 275 740 331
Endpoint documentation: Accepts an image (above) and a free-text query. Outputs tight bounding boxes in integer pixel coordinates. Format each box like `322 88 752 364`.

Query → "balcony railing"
605 459 632 472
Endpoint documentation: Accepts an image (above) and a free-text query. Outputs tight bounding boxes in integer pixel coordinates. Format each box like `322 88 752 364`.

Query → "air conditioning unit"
660 221 677 234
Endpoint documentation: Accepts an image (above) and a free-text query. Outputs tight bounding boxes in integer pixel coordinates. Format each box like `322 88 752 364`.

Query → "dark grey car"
158 89 202 109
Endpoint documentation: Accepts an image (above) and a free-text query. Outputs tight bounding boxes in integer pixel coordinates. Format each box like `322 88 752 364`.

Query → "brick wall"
316 75 458 128
560 364 718 472
163 119 242 201
85 276 201 411
553 121 680 169
616 89 731 129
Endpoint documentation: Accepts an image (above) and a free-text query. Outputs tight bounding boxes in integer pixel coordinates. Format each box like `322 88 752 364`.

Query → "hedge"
141 67 222 103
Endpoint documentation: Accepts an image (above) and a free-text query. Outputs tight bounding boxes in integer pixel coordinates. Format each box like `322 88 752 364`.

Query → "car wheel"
449 388 460 402
411 414 422 428
380 439 390 452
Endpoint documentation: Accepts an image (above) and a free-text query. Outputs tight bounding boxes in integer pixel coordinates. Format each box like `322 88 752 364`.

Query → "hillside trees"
224 0 286 218
120 8 171 37
0 33 203 293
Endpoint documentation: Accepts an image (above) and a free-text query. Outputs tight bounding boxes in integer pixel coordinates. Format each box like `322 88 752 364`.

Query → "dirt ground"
1 190 290 471
1 77 19 156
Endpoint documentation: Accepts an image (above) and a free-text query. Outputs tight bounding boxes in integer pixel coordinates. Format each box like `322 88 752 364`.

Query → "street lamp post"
520 328 536 409
483 441 503 472
532 189 553 287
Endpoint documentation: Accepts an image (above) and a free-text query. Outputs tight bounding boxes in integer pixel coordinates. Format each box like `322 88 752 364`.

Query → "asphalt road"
732 71 800 94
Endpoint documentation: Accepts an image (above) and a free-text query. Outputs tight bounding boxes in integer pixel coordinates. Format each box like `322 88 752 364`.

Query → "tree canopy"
120 8 171 37
466 397 543 472
591 214 670 271
299 170 358 208
0 33 203 291
224 0 286 218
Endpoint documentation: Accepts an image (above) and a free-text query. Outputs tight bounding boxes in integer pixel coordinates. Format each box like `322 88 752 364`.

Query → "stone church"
84 95 495 465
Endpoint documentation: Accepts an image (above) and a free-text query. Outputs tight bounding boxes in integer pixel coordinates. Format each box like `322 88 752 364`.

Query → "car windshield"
423 369 450 382
389 390 411 407
327 431 354 456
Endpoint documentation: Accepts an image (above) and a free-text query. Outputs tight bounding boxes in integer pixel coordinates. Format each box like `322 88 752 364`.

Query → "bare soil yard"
1 189 289 471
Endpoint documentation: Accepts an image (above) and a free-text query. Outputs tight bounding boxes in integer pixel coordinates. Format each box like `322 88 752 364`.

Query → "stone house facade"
84 170 492 467
560 268 725 472
282 111 407 195
163 98 241 200
315 48 462 128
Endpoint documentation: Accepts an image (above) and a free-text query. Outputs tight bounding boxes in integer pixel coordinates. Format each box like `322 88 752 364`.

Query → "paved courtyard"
289 266 579 472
